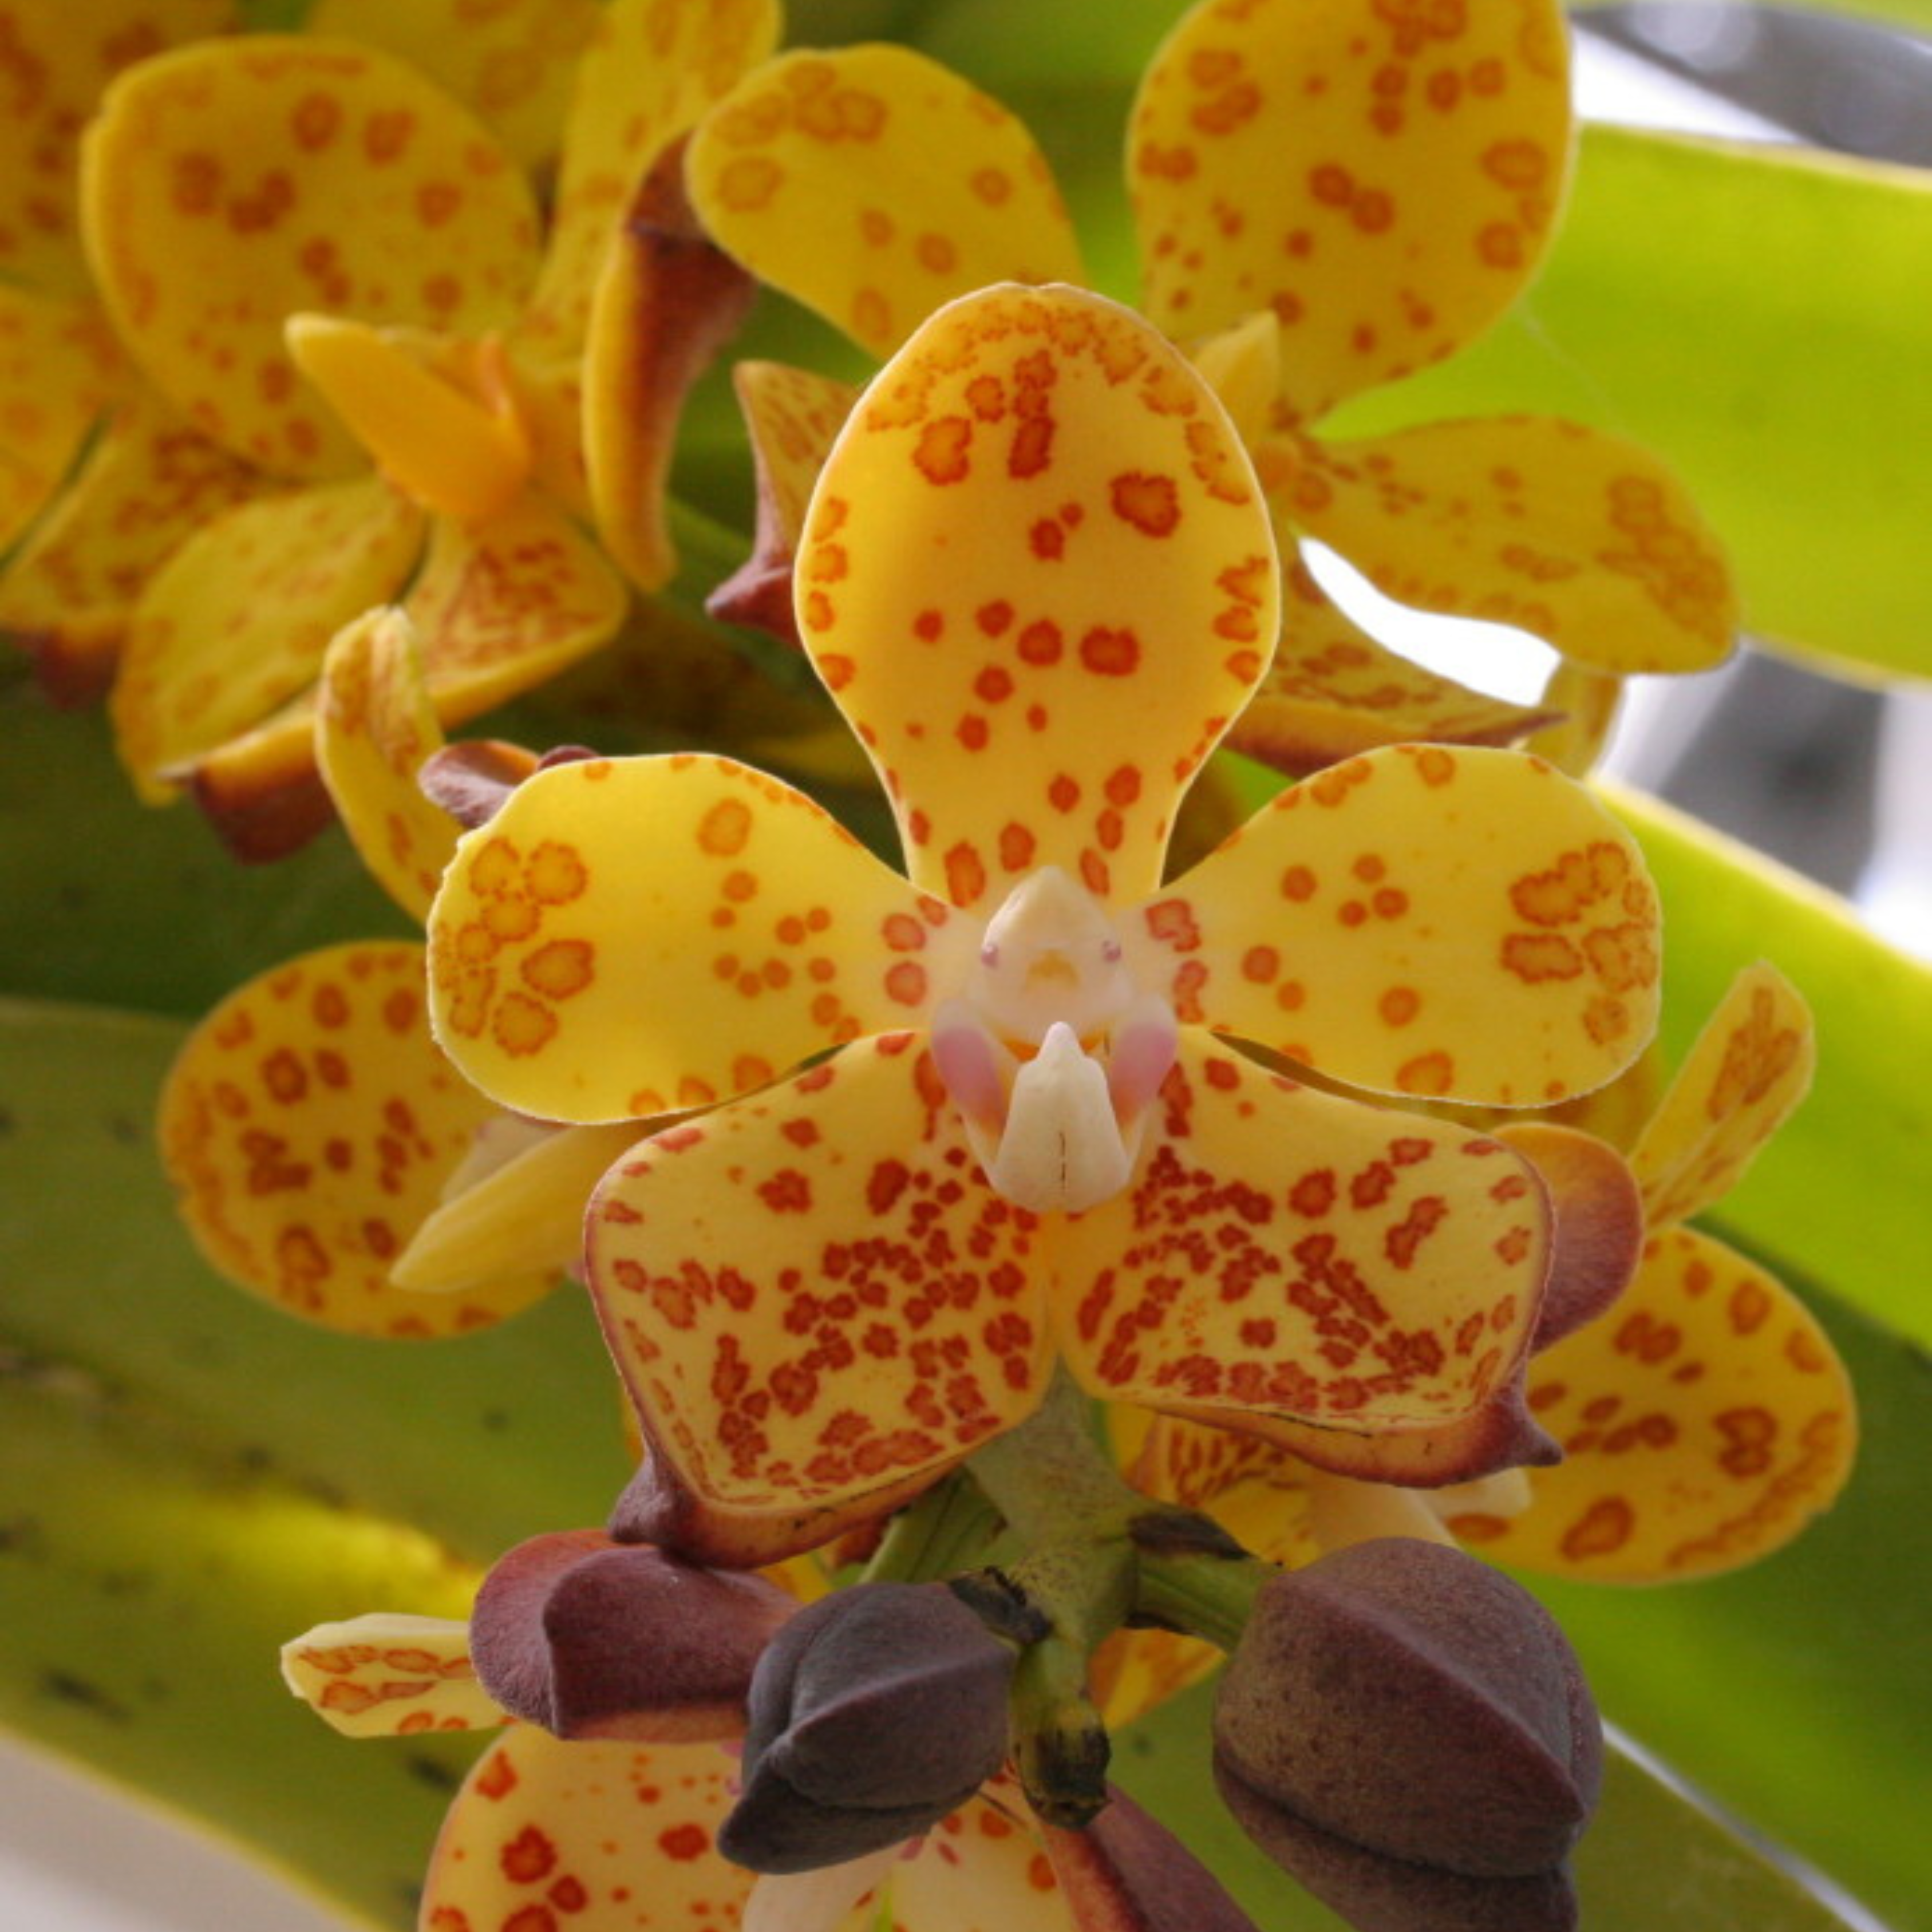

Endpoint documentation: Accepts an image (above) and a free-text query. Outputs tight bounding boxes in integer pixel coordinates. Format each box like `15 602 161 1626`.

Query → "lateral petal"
1449 1227 1857 1581
1054 1039 1550 1452
1130 0 1572 422
588 1037 1054 1559
1126 744 1661 1107
688 45 1084 362
1267 417 1737 674
159 940 555 1336
280 1612 504 1737
0 285 121 555
800 282 1277 911
427 754 969 1123
81 36 542 476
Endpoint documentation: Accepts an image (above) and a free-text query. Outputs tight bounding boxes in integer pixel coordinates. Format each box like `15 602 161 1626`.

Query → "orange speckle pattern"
282 1612 502 1737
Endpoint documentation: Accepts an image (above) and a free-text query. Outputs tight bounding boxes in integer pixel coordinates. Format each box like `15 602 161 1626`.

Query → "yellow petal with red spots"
422 1729 754 1931
81 36 543 477
886 1791 1071 1931
1127 744 1661 1107
402 497 633 720
1523 659 1623 777
1222 544 1559 779
0 386 264 704
0 285 122 554
800 282 1277 912
159 940 555 1337
517 0 781 356
588 1036 1054 1553
1268 419 1738 674
306 0 600 171
109 475 424 802
0 0 235 297
393 1119 642 1295
1451 1226 1856 1581
1054 1038 1550 1453
1631 962 1815 1230
426 754 970 1123
280 1612 504 1738
688 46 1086 362
1129 0 1572 423
314 607 457 923
708 360 859 638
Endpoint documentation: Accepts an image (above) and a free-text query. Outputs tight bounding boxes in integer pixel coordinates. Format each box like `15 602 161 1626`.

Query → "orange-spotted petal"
1630 962 1815 1230
884 1791 1072 1932
0 0 235 297
1449 1226 1856 1581
1129 0 1573 423
1524 660 1623 777
0 284 123 555
81 36 543 477
1126 744 1661 1107
708 360 859 640
1266 418 1737 674
517 0 781 356
280 1612 504 1737
426 754 972 1123
421 1729 754 1930
1053 1037 1551 1455
1222 544 1559 779
306 0 600 171
159 939 555 1337
314 607 458 922
109 474 424 802
582 144 758 593
0 385 263 704
588 1036 1054 1559
689 45 1085 363
800 282 1277 912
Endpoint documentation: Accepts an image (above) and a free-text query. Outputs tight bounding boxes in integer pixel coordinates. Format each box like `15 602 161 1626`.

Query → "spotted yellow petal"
0 385 263 704
314 607 458 922
427 754 971 1123
1222 544 1559 779
307 0 600 171
1630 962 1815 1230
1523 659 1623 777
81 36 543 477
588 1036 1054 1558
582 149 757 593
1126 744 1661 1107
0 284 122 554
1449 1226 1856 1581
887 1793 1070 1931
109 474 424 801
1266 418 1737 674
422 1729 754 1931
1130 0 1572 423
280 1612 504 1738
1054 1037 1550 1459
800 282 1277 912
689 45 1085 362
708 360 859 639
0 0 235 297
517 0 781 355
159 940 556 1337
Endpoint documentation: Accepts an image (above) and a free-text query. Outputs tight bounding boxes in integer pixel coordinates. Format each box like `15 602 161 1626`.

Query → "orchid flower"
73 0 775 856
421 280 1664 1564
685 0 1737 779
159 605 638 1335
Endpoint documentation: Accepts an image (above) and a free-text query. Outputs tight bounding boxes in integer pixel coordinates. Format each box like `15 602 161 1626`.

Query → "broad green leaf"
1607 783 1932 1350
1330 127 1932 687
0 999 628 1559
1119 1682 1870 1931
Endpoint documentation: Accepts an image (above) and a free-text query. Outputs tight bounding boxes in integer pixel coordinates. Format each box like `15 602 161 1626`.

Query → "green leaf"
1527 1279 1931 1932
1329 127 1932 686
1606 783 1932 1351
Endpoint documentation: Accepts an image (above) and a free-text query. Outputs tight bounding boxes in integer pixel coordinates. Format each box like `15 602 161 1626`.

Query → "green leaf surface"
1607 783 1932 1350
1329 127 1932 686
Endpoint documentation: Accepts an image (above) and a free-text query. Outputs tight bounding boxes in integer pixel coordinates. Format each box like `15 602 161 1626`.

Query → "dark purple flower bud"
470 1528 794 1742
1213 1538 1601 1929
719 1581 1017 1874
